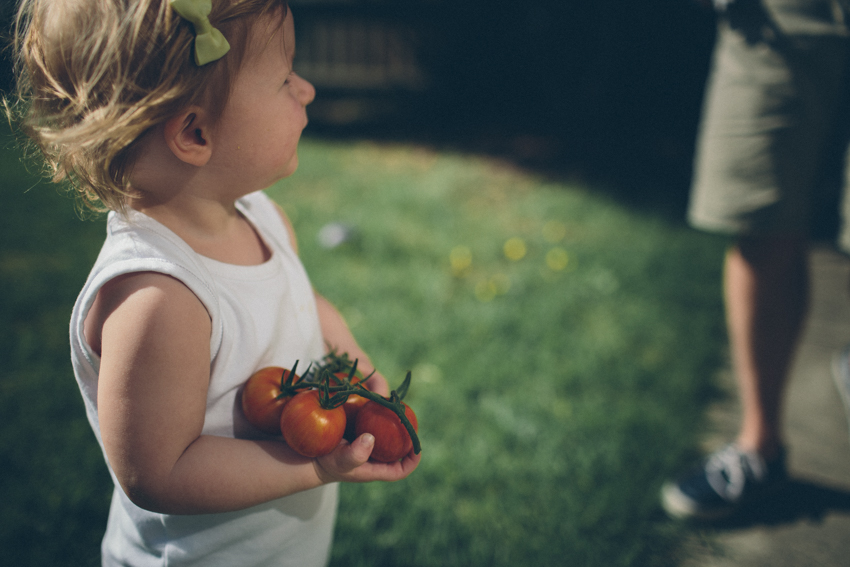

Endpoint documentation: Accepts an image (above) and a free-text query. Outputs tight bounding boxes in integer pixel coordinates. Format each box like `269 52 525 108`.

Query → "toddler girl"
9 0 419 565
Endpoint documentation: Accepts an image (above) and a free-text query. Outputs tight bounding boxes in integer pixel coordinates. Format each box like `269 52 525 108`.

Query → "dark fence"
290 1 434 125
290 0 718 212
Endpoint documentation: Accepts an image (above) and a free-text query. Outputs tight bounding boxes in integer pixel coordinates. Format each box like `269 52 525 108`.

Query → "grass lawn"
1 129 729 566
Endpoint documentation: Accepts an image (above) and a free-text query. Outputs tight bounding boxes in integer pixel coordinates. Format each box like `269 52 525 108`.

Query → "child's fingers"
353 446 421 482
376 452 420 482
346 433 375 465
335 433 375 470
394 450 421 478
315 434 421 483
314 434 373 482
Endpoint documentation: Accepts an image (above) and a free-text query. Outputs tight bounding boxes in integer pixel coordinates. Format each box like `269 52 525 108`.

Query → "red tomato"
280 390 346 458
343 393 370 441
241 366 301 435
332 372 371 441
355 400 418 462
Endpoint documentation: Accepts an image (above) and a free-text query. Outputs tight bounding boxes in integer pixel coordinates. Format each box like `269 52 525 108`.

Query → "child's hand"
313 433 420 484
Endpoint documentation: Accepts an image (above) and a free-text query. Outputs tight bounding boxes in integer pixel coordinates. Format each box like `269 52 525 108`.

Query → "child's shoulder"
101 210 213 274
84 270 208 358
83 209 224 332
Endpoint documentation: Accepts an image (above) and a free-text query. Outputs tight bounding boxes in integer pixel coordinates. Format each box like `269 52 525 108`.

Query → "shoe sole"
659 481 734 522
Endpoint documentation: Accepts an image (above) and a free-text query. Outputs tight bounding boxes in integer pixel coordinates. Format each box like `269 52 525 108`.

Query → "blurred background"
0 0 717 213
284 0 716 217
0 1 774 566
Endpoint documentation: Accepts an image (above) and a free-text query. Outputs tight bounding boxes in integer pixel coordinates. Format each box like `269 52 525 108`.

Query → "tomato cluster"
240 353 420 462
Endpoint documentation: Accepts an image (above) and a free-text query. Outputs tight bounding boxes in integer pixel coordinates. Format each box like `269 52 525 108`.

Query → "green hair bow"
170 0 231 66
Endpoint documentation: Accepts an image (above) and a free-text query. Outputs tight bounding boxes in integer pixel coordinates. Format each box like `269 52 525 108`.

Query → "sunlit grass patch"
268 138 728 567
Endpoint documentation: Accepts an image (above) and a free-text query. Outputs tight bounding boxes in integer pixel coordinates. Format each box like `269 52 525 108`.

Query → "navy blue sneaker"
660 444 787 520
832 346 850 442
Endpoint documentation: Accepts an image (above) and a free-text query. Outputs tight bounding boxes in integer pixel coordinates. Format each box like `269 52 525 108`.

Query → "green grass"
1 131 729 566
0 131 112 565
272 140 729 566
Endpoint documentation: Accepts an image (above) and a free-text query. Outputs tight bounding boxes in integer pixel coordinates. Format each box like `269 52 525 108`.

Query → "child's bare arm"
95 271 318 514
314 292 390 396
273 202 390 395
94 272 415 515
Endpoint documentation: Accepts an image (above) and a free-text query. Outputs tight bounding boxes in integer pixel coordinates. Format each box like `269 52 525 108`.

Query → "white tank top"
69 191 337 567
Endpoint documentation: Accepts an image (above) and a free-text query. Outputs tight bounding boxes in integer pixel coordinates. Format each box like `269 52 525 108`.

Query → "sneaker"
832 346 850 441
660 444 787 520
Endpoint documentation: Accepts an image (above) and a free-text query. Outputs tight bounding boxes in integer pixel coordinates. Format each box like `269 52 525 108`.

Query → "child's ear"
163 108 213 166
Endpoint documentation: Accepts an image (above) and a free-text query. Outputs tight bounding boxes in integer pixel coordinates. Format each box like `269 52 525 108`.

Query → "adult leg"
726 235 809 460
660 236 806 519
663 0 849 520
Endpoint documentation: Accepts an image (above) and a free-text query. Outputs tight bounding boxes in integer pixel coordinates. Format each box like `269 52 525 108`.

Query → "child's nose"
297 75 315 106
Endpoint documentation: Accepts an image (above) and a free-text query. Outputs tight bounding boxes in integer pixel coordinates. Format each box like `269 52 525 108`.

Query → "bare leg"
725 236 809 460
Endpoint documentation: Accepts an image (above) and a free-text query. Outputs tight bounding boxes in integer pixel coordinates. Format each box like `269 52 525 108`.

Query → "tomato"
331 372 371 441
280 389 346 458
241 366 302 435
355 400 418 462
343 393 370 441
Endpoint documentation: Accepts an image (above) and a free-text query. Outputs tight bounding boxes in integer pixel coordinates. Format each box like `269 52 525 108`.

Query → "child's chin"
278 158 299 180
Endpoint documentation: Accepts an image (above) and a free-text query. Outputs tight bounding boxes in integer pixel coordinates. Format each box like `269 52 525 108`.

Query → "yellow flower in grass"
504 237 526 261
475 274 511 302
490 272 511 295
546 247 569 271
450 246 473 277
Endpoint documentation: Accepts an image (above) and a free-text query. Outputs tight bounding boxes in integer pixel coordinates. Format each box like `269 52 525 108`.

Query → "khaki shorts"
688 0 850 250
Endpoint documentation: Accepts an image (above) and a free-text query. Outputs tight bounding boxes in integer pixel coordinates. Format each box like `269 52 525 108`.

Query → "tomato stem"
282 359 299 389
395 371 411 401
307 355 421 455
317 348 365 380
274 360 314 400
317 373 347 410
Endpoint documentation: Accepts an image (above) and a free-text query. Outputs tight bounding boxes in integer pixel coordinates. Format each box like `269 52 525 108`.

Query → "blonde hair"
8 0 288 213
